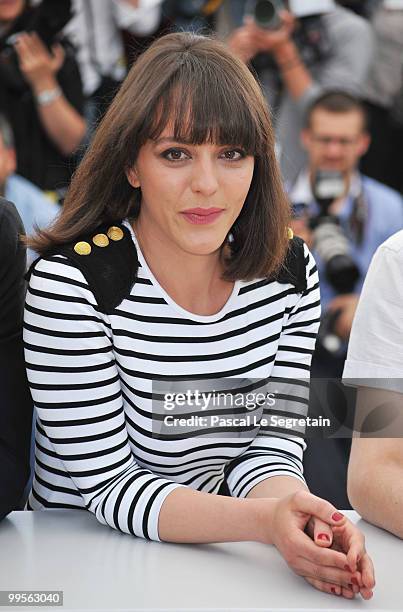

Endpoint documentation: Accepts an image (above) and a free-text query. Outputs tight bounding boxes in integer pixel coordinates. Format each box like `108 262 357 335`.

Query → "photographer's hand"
243 10 296 54
227 27 259 63
14 32 65 93
327 294 360 342
13 32 86 156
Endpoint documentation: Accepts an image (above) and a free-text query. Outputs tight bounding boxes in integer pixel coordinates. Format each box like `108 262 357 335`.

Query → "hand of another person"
306 515 375 599
327 294 360 342
14 32 65 92
265 490 374 598
243 10 296 55
227 27 259 63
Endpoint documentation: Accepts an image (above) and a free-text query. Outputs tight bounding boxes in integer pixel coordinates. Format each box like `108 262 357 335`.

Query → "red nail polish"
332 512 344 521
344 564 351 572
331 587 336 594
351 577 359 586
317 533 330 541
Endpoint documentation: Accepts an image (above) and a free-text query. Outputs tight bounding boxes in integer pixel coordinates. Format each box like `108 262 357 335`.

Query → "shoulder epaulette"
271 232 308 293
28 224 307 313
50 222 139 314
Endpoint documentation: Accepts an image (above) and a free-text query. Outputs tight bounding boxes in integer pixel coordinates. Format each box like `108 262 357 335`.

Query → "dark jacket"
0 198 33 521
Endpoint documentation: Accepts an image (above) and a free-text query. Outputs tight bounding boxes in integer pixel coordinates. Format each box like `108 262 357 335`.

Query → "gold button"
287 227 294 240
107 226 124 242
93 233 109 248
74 241 91 256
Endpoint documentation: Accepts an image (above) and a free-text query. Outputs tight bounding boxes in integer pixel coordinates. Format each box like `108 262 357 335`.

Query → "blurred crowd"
1 0 403 511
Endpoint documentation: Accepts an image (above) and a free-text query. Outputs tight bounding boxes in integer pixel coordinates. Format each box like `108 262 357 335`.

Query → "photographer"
289 91 403 507
0 114 59 265
227 0 374 185
0 0 86 197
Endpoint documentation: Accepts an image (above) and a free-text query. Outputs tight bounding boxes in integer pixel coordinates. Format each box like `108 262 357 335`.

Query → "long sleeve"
294 10 375 116
113 0 162 36
225 245 321 497
24 256 183 540
0 199 33 520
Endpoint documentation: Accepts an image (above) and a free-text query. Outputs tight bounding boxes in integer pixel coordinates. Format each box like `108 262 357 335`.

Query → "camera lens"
253 0 282 29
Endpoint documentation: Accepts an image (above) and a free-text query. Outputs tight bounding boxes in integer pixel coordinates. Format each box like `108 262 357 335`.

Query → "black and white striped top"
24 222 320 541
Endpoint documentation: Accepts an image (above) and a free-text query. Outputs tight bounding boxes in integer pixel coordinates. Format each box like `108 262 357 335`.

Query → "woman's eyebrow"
153 137 192 146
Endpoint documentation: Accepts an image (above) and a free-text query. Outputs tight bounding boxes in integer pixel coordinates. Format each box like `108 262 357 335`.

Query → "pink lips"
181 208 224 225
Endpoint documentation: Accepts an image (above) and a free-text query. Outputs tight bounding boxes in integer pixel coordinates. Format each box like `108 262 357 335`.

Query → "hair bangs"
139 57 264 155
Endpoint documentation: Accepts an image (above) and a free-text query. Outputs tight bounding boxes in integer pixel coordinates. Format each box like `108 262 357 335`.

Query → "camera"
247 0 286 30
310 170 360 294
308 170 360 353
1 0 72 53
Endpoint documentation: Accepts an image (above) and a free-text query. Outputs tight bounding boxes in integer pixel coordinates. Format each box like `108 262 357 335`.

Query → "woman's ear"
126 166 141 188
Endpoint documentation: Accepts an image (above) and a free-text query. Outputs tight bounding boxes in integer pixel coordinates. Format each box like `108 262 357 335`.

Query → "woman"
24 32 374 599
0 0 86 195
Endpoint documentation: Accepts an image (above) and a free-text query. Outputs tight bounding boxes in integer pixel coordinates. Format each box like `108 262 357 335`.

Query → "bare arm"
272 40 313 100
15 33 86 156
348 386 403 538
158 475 308 543
158 486 274 544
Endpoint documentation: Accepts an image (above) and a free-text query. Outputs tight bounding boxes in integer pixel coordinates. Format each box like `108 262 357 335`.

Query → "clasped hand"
268 490 375 599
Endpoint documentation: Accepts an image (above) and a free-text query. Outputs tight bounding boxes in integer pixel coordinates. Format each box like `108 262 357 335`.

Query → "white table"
0 510 401 611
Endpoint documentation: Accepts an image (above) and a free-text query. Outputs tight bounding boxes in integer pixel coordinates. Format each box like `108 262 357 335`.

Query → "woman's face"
0 0 24 24
127 126 255 257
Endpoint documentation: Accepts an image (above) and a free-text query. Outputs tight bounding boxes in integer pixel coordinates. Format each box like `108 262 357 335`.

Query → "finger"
13 34 31 59
311 517 333 547
296 558 357 589
305 577 356 599
51 44 65 70
27 31 46 54
293 530 349 570
340 585 357 599
346 532 365 573
360 552 376 590
291 490 347 529
304 576 342 597
18 32 38 55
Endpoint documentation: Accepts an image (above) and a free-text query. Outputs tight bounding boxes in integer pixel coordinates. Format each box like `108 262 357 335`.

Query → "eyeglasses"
311 135 360 147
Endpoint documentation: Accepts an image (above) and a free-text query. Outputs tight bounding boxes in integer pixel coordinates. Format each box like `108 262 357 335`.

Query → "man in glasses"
288 91 403 508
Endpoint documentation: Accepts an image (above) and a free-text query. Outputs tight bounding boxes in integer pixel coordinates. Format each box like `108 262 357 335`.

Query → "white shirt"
343 230 403 393
64 0 163 96
24 224 320 541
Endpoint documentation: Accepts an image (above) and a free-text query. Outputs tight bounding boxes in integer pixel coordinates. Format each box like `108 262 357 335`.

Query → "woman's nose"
190 158 219 196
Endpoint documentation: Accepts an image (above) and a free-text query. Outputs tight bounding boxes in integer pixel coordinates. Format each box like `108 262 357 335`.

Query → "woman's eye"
221 149 245 161
162 149 189 162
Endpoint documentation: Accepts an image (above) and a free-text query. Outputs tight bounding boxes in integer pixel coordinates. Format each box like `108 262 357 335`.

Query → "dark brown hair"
27 32 290 281
306 91 368 131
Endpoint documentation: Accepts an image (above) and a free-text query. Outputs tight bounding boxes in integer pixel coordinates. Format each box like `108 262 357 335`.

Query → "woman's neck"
132 218 234 316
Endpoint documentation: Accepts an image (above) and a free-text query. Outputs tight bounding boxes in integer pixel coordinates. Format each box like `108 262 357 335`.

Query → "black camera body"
310 170 360 295
1 0 72 53
247 0 285 30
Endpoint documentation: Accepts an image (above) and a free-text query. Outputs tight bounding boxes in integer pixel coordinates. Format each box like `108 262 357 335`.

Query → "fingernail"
331 587 336 594
344 564 352 572
317 533 330 541
332 512 344 521
351 577 359 586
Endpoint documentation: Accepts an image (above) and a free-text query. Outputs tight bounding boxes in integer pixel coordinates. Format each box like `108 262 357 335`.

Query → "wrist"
273 39 298 64
31 76 58 96
249 498 278 545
